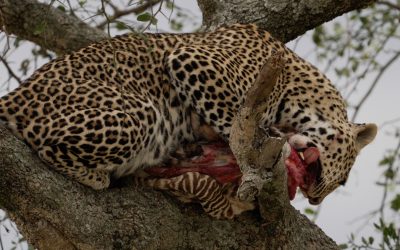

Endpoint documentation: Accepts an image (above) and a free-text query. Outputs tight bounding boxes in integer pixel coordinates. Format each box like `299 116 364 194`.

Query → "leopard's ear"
354 123 377 151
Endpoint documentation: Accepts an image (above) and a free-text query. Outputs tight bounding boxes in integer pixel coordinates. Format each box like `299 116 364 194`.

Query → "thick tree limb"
197 0 377 42
1 126 262 249
0 0 376 55
0 0 107 54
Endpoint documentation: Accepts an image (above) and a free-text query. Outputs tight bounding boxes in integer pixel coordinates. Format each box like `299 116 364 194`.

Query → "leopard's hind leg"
34 108 144 190
38 144 111 190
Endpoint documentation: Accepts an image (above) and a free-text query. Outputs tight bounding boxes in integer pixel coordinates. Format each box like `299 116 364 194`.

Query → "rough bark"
0 0 377 249
0 0 107 54
0 0 377 55
198 0 377 42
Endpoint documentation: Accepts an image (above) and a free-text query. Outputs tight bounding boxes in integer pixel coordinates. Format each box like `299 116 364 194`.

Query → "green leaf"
383 223 397 239
33 21 46 35
170 19 183 31
57 5 66 12
361 237 369 245
137 12 153 22
351 60 359 72
312 26 325 47
137 12 158 26
115 21 127 31
384 168 395 179
354 43 364 52
334 67 350 77
337 48 345 57
166 1 174 9
360 16 369 26
338 243 348 249
368 236 374 244
19 59 30 75
13 37 22 48
304 208 315 215
379 155 395 166
79 0 87 7
391 194 400 211
333 22 344 34
150 16 158 25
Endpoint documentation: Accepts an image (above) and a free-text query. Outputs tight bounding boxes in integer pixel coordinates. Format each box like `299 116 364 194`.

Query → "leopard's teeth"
298 152 305 161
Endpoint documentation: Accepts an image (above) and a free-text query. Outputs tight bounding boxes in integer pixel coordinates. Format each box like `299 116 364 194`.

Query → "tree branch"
197 0 377 42
230 52 287 203
0 55 22 84
0 0 377 56
377 0 400 11
0 0 107 54
96 0 162 29
351 51 400 121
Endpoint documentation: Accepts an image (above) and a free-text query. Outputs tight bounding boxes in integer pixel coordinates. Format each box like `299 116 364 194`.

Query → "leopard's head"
267 54 377 204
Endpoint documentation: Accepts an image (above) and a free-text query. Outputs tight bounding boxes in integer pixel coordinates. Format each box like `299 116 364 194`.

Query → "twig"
344 31 392 100
380 117 400 128
141 0 164 32
351 51 400 121
379 138 400 216
0 55 22 84
0 225 4 250
377 1 400 11
167 0 175 23
290 35 303 52
97 0 162 29
65 0 76 17
0 33 11 57
377 137 400 247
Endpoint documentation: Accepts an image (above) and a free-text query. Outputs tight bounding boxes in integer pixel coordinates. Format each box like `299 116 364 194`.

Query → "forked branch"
229 52 287 204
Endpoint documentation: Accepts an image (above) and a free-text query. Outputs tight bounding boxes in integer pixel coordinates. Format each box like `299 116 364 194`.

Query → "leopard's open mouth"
285 146 322 201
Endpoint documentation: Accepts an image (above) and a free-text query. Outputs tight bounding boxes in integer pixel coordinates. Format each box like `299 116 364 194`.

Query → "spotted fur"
0 24 377 215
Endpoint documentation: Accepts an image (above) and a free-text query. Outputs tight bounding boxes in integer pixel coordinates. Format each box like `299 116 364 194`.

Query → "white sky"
1 0 399 248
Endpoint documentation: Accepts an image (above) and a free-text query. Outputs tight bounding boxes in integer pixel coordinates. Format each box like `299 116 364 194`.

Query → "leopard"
0 24 377 218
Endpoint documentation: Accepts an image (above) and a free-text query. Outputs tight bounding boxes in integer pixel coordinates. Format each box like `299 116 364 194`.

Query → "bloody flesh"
145 142 319 200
